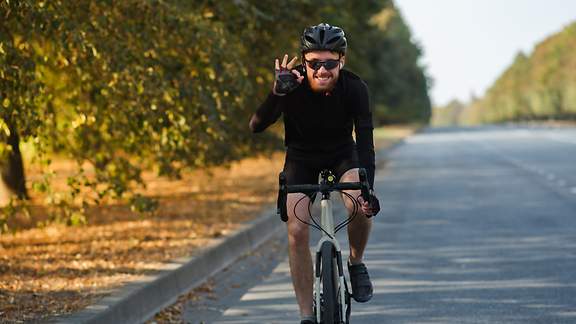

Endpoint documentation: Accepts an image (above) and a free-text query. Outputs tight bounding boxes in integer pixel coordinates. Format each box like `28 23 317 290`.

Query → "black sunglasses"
304 59 340 71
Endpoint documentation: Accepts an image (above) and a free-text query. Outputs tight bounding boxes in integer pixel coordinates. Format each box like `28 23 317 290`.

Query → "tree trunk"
0 121 28 205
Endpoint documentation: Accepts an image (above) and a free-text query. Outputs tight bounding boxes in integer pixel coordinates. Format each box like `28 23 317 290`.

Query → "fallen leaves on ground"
0 153 284 323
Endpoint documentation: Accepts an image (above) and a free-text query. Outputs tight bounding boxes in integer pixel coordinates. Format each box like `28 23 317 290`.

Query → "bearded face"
303 51 344 93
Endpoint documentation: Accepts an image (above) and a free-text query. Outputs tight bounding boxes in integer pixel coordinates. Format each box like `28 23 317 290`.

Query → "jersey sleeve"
249 92 283 133
352 80 376 189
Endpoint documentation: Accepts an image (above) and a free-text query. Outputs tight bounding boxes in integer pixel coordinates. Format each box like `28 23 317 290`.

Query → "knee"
343 190 362 215
286 193 310 247
287 222 309 248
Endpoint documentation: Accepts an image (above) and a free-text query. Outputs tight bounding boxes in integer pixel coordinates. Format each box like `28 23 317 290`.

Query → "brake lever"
358 168 370 203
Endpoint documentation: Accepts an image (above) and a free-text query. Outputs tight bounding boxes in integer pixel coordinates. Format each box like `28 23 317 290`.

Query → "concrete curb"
56 208 284 324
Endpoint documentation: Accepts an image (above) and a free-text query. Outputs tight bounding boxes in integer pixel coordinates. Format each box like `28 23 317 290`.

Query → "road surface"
176 126 576 324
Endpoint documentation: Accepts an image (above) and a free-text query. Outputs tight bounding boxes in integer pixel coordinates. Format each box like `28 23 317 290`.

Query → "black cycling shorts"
283 145 360 189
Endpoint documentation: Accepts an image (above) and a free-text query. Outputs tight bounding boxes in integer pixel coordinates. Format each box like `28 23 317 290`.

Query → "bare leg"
340 168 373 264
286 192 314 317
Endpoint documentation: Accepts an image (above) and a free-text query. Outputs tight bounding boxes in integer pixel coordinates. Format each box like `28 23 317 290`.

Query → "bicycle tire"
320 241 339 324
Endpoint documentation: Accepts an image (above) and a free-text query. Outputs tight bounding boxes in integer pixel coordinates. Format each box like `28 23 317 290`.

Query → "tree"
0 0 432 226
462 21 576 124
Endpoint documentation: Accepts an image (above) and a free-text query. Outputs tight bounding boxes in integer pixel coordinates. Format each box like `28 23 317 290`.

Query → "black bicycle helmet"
301 23 347 55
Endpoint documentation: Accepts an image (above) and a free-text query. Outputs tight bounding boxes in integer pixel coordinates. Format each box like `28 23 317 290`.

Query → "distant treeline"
1 1 429 222
433 21 576 126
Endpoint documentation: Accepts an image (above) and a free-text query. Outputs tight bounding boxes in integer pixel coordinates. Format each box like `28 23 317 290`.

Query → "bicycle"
277 168 371 324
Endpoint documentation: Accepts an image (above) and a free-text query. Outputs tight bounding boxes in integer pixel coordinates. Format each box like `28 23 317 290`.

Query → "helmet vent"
326 36 339 44
305 35 317 44
319 29 325 43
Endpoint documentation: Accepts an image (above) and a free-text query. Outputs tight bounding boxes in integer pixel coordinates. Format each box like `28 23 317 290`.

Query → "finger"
281 54 288 68
275 58 280 71
287 56 298 69
291 70 304 84
362 206 373 216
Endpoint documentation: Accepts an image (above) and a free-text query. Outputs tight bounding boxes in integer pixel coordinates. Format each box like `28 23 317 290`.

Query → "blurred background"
395 0 576 126
0 1 575 321
2 0 573 217
1 0 435 221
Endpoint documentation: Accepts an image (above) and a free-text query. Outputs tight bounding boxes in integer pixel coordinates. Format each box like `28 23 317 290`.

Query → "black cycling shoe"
348 262 373 303
300 320 316 324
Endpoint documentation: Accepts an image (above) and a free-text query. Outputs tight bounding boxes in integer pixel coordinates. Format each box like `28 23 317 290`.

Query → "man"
249 23 380 324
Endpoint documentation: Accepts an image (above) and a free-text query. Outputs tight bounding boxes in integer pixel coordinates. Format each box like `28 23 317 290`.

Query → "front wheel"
320 241 340 324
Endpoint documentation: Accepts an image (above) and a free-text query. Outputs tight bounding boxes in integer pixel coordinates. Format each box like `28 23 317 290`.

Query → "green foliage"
461 21 576 124
0 0 430 227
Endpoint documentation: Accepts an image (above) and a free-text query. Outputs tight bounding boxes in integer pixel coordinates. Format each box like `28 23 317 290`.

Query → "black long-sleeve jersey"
250 68 376 188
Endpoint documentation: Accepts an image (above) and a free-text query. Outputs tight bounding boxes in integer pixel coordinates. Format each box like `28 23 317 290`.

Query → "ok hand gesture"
273 54 304 96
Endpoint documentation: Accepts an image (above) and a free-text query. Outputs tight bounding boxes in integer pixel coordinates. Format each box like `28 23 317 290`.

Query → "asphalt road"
180 126 576 324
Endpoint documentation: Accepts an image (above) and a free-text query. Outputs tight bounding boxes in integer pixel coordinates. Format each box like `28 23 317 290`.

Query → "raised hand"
273 54 304 96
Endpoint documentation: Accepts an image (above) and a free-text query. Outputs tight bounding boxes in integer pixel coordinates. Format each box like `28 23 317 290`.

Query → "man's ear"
340 55 346 68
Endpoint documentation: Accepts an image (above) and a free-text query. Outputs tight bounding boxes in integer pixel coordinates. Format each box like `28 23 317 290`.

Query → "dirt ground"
0 126 416 323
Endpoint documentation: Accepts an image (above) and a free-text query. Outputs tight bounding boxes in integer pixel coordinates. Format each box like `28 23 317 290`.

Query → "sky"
394 0 576 107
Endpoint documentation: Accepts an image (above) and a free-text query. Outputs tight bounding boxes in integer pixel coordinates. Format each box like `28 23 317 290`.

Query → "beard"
308 70 339 93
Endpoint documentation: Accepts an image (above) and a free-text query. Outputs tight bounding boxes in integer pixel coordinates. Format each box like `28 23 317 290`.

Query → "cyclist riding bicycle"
249 23 381 324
